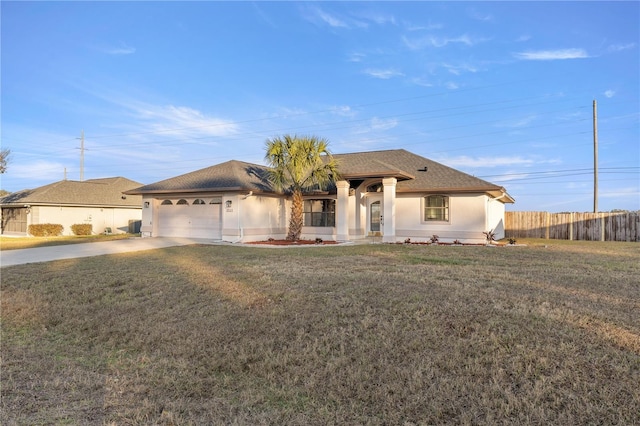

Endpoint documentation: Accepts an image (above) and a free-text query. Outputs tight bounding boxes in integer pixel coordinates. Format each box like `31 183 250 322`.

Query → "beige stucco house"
125 149 514 244
0 177 143 236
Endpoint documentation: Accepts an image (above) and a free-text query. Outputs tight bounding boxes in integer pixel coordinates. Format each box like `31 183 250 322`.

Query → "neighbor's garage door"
157 198 221 239
1 207 28 234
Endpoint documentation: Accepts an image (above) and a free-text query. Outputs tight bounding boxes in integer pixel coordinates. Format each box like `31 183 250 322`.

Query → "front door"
369 198 382 235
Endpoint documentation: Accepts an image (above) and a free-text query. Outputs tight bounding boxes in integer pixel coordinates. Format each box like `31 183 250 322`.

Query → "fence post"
569 212 574 241
600 212 606 241
545 212 550 239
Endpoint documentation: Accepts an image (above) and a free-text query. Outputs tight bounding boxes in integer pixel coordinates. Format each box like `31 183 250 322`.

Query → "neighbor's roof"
125 150 514 202
0 177 143 208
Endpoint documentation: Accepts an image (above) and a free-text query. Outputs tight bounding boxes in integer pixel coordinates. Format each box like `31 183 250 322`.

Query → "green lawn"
2 241 639 424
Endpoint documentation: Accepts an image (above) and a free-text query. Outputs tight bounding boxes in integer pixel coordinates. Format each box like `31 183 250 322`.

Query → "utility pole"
593 100 598 213
78 130 85 181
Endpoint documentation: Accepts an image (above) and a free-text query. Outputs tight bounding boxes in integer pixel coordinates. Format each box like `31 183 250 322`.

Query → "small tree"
265 135 340 241
0 148 10 174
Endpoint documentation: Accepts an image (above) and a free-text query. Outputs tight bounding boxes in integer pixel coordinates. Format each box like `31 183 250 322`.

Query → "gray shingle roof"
0 177 143 207
335 149 509 194
125 160 272 195
125 150 513 202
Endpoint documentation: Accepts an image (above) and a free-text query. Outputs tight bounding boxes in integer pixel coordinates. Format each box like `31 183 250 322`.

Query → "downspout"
231 192 253 243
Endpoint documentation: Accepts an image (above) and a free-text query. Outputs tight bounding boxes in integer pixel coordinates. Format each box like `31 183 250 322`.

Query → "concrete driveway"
0 237 216 268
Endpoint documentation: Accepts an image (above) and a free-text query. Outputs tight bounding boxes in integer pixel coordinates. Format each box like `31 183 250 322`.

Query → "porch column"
382 177 397 243
336 180 350 241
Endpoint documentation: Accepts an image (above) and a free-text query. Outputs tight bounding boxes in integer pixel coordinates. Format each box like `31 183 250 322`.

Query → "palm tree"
265 135 341 241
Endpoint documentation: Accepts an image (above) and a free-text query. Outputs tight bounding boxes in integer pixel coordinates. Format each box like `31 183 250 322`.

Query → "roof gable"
335 149 509 194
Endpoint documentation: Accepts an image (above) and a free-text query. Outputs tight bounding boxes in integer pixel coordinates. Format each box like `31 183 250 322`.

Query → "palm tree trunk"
287 189 304 240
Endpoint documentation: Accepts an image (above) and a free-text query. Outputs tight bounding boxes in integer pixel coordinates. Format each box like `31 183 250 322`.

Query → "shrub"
28 223 63 237
71 224 93 236
483 229 496 244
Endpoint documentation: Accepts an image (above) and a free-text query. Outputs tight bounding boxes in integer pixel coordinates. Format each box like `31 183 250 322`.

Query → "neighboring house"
125 149 514 244
1 177 143 236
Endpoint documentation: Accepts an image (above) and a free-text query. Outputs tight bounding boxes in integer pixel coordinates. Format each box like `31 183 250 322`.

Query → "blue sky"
2 1 638 212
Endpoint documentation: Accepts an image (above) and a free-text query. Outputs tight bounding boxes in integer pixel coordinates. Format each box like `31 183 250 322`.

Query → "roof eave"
396 187 516 203
342 171 416 181
124 187 271 196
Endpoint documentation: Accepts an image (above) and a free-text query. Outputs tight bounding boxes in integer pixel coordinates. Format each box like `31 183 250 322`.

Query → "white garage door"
157 199 221 239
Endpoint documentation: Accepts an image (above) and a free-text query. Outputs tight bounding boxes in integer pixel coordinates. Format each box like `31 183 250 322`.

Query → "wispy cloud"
363 68 404 79
601 187 640 198
252 2 277 28
607 43 636 53
135 105 238 137
405 21 443 31
443 63 479 75
317 9 348 28
356 11 396 26
304 6 349 28
604 90 616 98
330 105 357 118
410 77 433 88
9 159 67 182
467 8 493 22
495 115 538 128
352 117 398 134
403 34 488 50
436 155 536 168
370 117 398 131
348 52 366 63
102 42 136 55
513 48 589 60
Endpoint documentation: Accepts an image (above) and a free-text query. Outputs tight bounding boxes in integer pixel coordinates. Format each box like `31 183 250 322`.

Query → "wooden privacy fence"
505 211 640 242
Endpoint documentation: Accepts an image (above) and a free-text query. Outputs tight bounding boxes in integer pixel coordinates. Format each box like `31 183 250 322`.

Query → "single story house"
125 149 514 244
1 177 143 236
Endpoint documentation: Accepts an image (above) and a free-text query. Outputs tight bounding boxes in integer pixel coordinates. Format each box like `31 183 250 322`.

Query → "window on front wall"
424 195 449 221
303 199 336 227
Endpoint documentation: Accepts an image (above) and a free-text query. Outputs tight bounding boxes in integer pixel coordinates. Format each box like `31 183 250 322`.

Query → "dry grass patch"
1 241 639 424
0 234 134 251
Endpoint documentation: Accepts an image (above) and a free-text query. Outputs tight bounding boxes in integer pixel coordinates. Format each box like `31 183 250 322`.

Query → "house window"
161 200 173 205
303 199 335 227
424 195 449 221
193 199 205 205
177 199 188 205
210 198 222 205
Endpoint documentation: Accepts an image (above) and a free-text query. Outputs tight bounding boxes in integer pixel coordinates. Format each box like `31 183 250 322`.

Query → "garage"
157 198 221 239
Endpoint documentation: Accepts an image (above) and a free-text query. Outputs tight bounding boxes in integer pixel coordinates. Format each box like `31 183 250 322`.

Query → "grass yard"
1 241 639 425
0 234 135 251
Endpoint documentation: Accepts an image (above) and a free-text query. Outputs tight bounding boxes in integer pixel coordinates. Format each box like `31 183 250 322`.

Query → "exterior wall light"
225 200 232 208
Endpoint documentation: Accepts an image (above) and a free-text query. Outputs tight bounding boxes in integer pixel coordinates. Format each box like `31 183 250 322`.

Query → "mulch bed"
248 239 339 246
